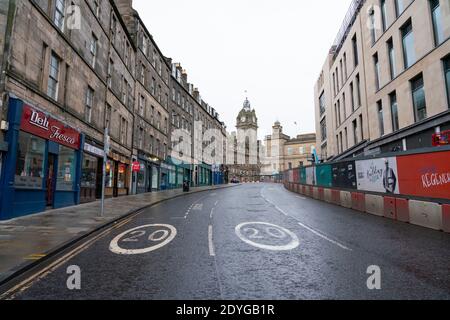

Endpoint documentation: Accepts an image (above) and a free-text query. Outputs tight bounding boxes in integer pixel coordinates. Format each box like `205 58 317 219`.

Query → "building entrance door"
46 154 57 207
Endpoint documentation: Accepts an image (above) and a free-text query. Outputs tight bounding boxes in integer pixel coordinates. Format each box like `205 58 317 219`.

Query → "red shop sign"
20 105 81 149
132 161 141 172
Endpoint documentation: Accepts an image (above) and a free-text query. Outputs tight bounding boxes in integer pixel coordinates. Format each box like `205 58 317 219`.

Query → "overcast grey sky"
133 0 353 139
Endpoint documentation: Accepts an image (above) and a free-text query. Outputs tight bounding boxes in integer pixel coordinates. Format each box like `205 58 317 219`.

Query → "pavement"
1 183 450 300
0 184 238 284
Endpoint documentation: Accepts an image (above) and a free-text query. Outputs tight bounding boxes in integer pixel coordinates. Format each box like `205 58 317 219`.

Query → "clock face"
241 116 246 122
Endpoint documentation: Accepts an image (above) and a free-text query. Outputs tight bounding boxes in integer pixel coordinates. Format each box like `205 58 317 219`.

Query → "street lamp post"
101 127 110 217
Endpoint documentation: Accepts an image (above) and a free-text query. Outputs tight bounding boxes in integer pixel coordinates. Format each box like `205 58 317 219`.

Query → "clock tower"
236 98 258 131
229 97 261 183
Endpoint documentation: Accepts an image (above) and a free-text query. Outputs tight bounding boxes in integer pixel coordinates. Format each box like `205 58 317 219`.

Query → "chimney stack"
114 0 135 31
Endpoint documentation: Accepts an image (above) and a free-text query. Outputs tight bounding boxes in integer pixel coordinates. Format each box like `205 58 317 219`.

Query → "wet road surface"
5 184 450 300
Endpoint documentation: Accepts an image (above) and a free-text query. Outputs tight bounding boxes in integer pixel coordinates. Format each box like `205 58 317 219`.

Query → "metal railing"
331 0 366 58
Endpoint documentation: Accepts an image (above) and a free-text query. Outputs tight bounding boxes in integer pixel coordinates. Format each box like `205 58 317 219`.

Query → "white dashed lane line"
208 225 215 257
260 187 352 251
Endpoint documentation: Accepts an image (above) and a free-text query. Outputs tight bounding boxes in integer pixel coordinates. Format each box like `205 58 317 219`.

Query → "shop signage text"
21 105 80 149
84 143 105 157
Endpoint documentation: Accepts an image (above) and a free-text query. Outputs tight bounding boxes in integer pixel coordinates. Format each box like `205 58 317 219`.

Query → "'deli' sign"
20 105 81 150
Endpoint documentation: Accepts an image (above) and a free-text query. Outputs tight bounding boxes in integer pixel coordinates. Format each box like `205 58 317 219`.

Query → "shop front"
160 163 169 190
135 152 161 194
80 141 104 203
105 152 130 198
195 163 212 186
0 98 82 220
166 157 192 189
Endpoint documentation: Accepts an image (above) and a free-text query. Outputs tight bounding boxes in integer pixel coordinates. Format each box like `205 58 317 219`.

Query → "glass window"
56 146 76 191
320 118 327 141
319 92 326 115
430 0 444 46
54 0 65 30
117 163 127 189
381 0 387 31
374 53 380 89
387 39 396 79
390 92 400 132
395 0 404 17
444 57 450 108
137 162 146 190
352 35 359 67
353 120 358 145
377 101 385 136
105 160 115 188
15 132 46 189
48 53 60 100
169 167 176 185
152 167 159 189
85 87 94 123
350 82 355 111
81 153 97 188
401 21 415 69
177 167 183 187
411 75 427 122
369 10 376 45
356 74 361 107
90 33 97 67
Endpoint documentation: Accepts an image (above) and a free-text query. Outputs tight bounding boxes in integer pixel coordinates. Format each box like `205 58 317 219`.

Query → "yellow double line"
1 216 134 300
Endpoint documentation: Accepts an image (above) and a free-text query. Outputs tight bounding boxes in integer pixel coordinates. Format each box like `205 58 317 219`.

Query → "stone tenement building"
262 121 316 176
168 60 228 187
314 0 450 162
0 0 227 220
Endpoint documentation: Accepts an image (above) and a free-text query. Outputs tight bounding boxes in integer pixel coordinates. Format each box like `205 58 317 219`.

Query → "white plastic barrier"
409 200 443 231
324 189 332 203
313 187 319 200
365 194 384 217
340 191 352 208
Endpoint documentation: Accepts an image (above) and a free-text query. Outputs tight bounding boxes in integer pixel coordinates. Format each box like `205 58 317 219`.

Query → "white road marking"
109 224 177 255
295 222 351 251
192 203 203 211
235 222 300 251
210 208 215 219
297 196 307 200
261 188 352 251
208 225 215 257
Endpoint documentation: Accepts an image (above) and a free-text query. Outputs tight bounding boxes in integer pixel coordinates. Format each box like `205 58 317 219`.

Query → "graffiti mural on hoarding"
332 161 357 189
397 151 450 200
422 172 450 188
356 158 399 194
